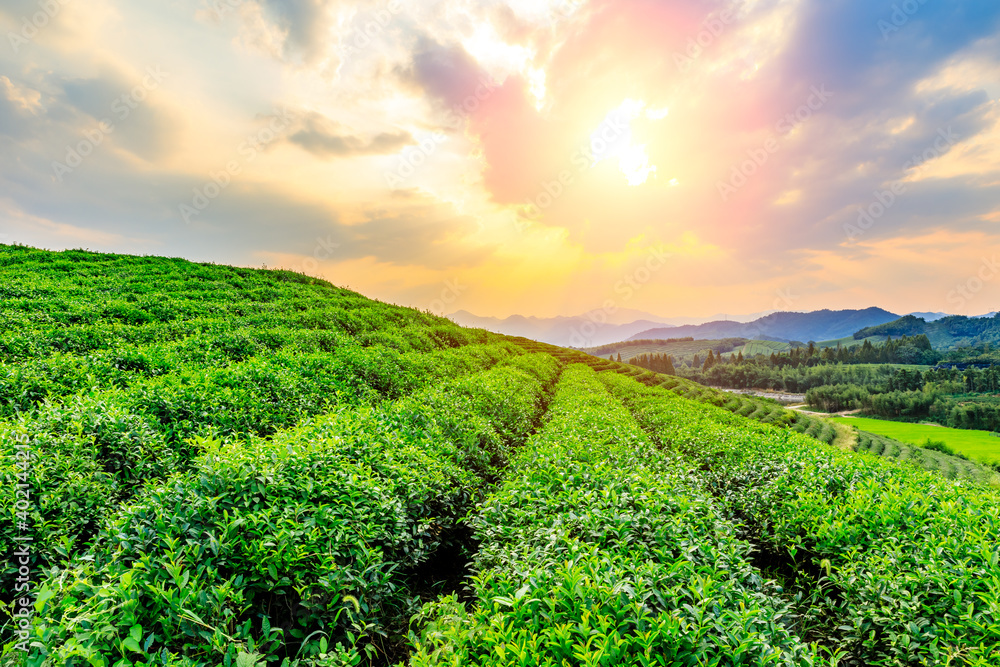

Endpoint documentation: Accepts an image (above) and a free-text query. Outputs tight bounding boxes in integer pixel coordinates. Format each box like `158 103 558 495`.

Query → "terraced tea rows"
852 429 990 481
4 247 999 666
598 372 1000 666
24 356 560 665
408 366 818 666
0 247 555 664
515 338 997 483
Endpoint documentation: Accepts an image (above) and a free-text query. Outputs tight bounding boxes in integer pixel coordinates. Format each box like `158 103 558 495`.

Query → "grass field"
830 416 1000 464
732 339 791 357
815 334 887 349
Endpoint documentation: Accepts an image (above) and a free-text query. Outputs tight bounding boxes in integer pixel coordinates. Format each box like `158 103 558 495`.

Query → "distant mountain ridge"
630 308 901 344
447 309 675 347
449 307 908 348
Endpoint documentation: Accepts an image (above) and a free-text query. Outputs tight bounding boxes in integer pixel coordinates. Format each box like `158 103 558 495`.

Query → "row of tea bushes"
0 342 525 605
10 354 561 666
599 371 1000 666
408 365 820 666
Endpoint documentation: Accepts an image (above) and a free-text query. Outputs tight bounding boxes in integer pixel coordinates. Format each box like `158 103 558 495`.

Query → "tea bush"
13 357 559 666
599 372 1000 666
408 365 819 666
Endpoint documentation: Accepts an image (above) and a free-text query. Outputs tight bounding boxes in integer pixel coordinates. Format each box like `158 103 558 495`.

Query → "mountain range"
447 309 674 347
448 307 1000 349
629 308 902 344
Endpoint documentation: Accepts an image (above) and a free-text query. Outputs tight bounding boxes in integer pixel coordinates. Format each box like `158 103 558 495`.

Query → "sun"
589 99 670 186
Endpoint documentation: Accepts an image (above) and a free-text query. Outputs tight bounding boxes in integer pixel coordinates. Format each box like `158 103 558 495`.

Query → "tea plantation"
2 246 998 666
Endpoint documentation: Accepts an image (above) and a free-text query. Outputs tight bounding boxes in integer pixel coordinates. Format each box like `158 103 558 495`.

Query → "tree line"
620 336 1000 431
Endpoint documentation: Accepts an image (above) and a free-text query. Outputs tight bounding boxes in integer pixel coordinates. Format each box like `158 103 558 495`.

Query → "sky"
2 0 1000 320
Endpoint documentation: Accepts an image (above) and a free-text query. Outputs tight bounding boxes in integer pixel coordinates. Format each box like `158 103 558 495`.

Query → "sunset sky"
2 0 1000 319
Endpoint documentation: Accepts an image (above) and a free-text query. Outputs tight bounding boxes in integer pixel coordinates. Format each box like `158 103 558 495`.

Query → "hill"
3 245 999 666
631 307 900 343
855 312 1000 350
581 337 752 365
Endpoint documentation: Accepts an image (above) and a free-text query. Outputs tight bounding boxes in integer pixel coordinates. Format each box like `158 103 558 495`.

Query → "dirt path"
831 422 858 451
784 405 861 450
714 387 806 403
788 405 863 418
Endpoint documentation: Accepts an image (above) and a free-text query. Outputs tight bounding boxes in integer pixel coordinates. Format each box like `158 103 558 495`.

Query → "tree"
703 350 716 371
617 353 622 363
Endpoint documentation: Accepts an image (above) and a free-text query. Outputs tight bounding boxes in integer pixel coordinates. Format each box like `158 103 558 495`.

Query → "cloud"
58 66 177 162
397 36 495 111
338 201 494 267
0 75 42 137
287 111 413 158
254 0 340 64
3 0 1000 318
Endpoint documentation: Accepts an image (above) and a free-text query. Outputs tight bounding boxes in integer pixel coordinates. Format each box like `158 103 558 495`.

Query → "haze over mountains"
447 309 674 347
448 308 799 347
447 307 972 347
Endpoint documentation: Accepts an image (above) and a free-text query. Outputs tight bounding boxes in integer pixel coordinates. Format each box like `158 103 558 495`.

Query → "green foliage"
18 360 559 665
408 366 817 666
599 373 1000 666
6 247 1000 667
0 246 552 663
856 312 1000 351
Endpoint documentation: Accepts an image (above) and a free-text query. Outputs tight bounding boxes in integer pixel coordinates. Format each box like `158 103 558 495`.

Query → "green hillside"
733 339 793 357
855 313 1000 350
581 337 748 365
2 246 1000 666
815 334 887 349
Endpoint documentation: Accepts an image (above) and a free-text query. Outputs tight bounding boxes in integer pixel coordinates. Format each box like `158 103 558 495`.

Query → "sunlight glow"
528 67 548 110
618 144 657 185
590 99 669 186
646 106 670 120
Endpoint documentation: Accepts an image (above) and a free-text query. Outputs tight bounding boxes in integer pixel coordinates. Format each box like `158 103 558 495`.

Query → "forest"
624 335 1000 432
